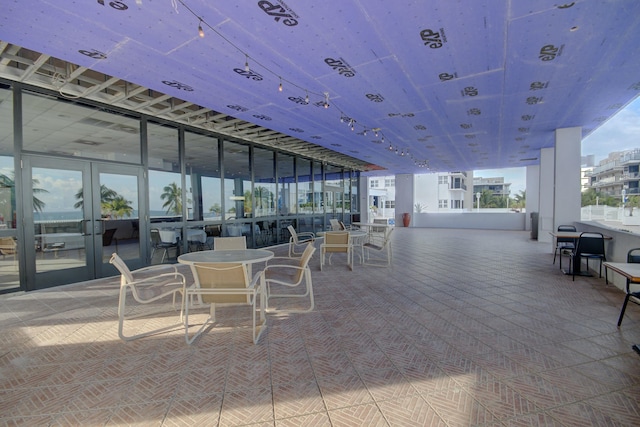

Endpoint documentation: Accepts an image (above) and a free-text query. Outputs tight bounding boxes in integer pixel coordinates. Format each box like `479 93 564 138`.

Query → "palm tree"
209 203 222 216
0 172 48 212
104 195 133 219
74 184 117 209
161 182 182 215
414 202 426 213
512 190 526 210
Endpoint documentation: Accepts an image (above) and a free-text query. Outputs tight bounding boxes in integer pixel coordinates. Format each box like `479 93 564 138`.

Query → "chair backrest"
294 243 316 283
150 228 162 246
325 231 350 253
205 224 221 237
214 236 247 250
103 228 117 246
628 248 640 263
109 253 134 284
576 232 605 255
557 225 576 243
338 221 347 230
192 262 248 303
0 236 17 254
287 225 299 242
329 219 341 231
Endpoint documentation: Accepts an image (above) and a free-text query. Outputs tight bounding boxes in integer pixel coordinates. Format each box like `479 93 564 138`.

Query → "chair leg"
618 294 631 327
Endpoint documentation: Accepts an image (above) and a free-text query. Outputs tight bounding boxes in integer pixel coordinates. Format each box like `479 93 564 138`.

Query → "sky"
477 96 640 195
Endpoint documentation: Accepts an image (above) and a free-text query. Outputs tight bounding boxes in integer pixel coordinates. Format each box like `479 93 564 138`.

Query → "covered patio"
1 228 639 426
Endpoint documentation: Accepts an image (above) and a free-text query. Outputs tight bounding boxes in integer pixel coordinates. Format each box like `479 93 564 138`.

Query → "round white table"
177 249 274 265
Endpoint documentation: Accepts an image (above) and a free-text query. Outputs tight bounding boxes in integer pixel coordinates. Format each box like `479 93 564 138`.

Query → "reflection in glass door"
24 157 143 290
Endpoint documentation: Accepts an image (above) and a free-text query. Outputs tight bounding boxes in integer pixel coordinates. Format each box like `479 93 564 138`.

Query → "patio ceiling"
1 0 640 174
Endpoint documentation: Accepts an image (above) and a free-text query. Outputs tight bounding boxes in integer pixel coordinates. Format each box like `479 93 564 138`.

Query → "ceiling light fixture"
198 19 205 38
323 92 330 108
278 77 283 92
305 91 309 104
244 55 250 72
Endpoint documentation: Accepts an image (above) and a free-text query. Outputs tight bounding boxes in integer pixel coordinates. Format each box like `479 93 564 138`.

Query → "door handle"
81 219 93 236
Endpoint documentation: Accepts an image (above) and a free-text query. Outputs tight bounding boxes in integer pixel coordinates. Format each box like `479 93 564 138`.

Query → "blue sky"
477 96 640 195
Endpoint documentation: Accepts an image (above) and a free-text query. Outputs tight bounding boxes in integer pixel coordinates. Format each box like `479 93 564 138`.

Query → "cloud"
582 97 640 162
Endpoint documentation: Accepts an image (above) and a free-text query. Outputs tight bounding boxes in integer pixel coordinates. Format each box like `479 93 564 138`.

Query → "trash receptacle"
530 212 538 240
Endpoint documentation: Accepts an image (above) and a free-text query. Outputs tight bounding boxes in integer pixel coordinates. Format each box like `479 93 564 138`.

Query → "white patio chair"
109 253 186 341
263 243 316 313
363 227 394 267
287 225 315 257
183 262 266 345
329 218 342 231
320 231 353 271
214 236 247 250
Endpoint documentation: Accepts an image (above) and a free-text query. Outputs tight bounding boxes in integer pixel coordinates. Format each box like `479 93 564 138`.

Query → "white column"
554 127 582 228
539 147 555 244
525 165 540 230
394 174 414 226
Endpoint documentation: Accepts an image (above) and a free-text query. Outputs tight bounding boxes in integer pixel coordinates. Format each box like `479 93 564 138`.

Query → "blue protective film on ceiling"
1 0 640 173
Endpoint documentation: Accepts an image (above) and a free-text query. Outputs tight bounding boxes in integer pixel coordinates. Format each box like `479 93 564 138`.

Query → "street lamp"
476 192 481 212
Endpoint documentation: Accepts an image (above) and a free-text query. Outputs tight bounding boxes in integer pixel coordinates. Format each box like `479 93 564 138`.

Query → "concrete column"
394 174 414 226
554 127 582 228
539 147 555 244
525 165 540 230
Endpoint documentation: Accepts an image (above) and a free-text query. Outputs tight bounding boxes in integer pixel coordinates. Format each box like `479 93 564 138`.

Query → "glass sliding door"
23 156 143 290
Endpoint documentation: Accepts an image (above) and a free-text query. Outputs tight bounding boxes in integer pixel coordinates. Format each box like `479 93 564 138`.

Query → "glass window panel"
297 158 312 214
0 84 18 291
148 122 182 222
22 91 141 163
325 164 343 216
277 153 295 216
254 147 276 218
313 161 323 214
184 131 220 222
223 141 251 220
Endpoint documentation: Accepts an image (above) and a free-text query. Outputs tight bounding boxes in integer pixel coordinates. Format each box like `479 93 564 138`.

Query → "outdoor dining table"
177 249 274 266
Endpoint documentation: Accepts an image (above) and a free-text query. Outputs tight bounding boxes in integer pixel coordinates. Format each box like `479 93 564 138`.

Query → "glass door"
22 156 144 290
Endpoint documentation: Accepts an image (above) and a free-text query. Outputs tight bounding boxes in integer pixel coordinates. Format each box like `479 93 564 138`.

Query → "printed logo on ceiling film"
257 1 299 27
439 72 457 82
227 105 249 112
420 28 447 49
288 96 309 105
253 114 272 121
530 81 549 91
162 80 194 92
366 93 384 103
461 87 479 97
324 58 356 77
79 49 107 60
467 108 481 116
234 68 264 81
96 0 128 10
539 45 564 61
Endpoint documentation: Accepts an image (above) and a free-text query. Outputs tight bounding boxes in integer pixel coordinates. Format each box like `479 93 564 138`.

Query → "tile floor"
1 228 640 426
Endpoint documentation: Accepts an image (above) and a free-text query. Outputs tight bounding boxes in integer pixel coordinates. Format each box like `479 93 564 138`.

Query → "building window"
438 176 448 185
438 199 448 208
384 200 395 208
370 180 379 188
384 178 395 187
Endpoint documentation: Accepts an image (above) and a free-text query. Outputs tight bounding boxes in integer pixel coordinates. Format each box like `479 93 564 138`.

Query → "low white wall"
412 212 526 230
